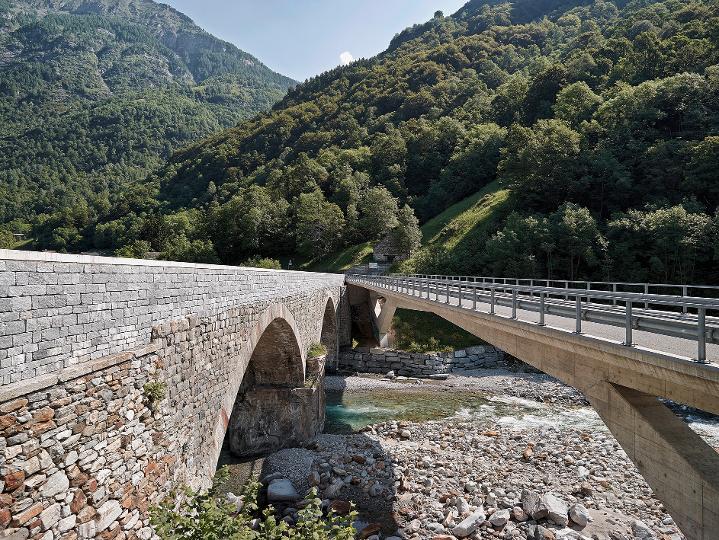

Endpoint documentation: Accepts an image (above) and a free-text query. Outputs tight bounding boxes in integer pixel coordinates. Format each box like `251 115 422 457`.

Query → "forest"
3 0 719 284
0 0 295 228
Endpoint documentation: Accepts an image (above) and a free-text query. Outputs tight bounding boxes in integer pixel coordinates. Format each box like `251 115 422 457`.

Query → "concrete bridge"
347 273 719 540
0 250 346 539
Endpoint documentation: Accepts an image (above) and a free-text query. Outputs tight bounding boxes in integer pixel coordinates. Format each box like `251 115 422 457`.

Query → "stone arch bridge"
0 250 347 539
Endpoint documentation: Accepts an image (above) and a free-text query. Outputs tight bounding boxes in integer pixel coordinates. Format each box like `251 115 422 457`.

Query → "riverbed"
222 370 719 539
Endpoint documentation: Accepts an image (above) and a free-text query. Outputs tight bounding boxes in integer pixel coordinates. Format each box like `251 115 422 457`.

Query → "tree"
549 203 606 280
357 186 399 240
553 82 603 126
208 186 290 263
389 205 422 256
498 120 583 211
296 190 345 258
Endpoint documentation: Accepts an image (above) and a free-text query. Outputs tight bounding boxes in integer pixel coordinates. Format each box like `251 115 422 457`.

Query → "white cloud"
339 51 354 66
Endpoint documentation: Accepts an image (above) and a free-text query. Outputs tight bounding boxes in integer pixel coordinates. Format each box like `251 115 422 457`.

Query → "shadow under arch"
320 295 338 369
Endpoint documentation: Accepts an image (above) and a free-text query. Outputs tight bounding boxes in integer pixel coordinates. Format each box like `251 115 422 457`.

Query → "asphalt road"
394 282 719 366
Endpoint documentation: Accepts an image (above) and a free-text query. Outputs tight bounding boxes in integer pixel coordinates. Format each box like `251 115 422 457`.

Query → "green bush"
307 343 328 359
143 381 167 407
150 467 357 540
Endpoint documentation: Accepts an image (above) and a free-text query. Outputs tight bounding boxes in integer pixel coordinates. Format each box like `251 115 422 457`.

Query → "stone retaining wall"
338 345 504 377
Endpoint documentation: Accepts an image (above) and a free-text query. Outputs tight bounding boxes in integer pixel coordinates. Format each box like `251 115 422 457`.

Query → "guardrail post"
613 283 617 306
682 285 688 315
512 288 517 319
575 296 582 334
490 287 495 315
458 283 463 308
446 281 450 304
624 301 633 347
539 292 545 326
697 308 707 363
644 284 649 309
473 285 477 310
565 281 569 301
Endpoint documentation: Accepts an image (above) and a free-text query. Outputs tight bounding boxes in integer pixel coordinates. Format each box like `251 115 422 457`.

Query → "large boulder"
541 492 568 526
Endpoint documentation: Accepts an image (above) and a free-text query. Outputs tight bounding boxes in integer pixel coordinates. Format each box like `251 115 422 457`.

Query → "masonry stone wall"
0 251 345 540
0 250 345 387
338 345 504 377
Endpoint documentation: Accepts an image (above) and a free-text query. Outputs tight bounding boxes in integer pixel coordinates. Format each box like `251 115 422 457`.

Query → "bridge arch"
207 301 326 468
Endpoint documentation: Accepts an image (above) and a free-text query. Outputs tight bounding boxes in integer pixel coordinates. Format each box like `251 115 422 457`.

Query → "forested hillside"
0 0 295 230
13 0 719 284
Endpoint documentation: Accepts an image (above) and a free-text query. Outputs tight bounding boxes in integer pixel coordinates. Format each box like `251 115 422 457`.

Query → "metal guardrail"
346 274 719 364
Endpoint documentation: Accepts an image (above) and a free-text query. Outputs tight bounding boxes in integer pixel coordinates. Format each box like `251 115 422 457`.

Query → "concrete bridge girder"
364 286 719 540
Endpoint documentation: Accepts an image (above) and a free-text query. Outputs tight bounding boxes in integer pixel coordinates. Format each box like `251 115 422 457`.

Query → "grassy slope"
304 241 374 273
417 180 511 253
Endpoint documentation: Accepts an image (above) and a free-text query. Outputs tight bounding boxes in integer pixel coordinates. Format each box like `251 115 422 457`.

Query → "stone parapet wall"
0 250 345 386
338 345 504 377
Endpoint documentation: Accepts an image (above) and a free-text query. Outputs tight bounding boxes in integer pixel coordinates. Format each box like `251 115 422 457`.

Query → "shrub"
307 343 328 359
150 467 357 539
143 381 167 408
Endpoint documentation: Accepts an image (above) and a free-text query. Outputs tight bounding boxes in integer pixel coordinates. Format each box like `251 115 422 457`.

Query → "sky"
162 0 468 81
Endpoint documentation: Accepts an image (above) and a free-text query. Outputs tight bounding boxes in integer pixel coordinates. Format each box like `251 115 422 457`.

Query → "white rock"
489 508 510 527
95 499 122 532
39 503 61 530
542 492 569 526
568 503 591 527
452 507 486 537
40 471 69 498
632 520 658 540
57 515 76 533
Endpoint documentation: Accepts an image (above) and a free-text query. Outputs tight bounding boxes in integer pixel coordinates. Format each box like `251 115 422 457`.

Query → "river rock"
542 492 569 526
267 479 300 502
489 508 510 527
568 503 591 527
522 490 548 520
452 507 486 537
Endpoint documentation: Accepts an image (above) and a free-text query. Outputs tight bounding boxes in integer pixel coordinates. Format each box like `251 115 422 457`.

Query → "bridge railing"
346 273 719 364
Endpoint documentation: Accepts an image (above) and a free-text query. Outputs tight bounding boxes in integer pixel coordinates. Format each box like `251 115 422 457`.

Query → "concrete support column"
588 383 719 540
375 298 397 348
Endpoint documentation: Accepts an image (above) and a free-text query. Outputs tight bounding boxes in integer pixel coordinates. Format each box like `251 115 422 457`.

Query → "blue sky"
162 0 468 81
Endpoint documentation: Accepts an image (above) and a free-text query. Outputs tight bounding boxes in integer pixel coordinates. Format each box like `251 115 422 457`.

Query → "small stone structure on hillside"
338 345 504 377
372 234 409 264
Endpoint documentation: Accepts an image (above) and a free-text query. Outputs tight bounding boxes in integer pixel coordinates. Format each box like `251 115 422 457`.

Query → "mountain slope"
17 0 719 285
0 0 295 225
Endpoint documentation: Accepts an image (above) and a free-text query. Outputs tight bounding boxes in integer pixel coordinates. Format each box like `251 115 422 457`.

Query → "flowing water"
324 388 719 447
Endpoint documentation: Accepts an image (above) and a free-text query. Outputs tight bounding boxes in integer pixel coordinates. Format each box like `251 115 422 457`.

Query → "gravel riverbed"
248 370 718 540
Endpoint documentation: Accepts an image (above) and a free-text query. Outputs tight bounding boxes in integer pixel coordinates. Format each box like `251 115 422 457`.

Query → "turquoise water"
324 388 492 433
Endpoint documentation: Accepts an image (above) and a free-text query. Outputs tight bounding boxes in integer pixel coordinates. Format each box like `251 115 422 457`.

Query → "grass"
391 309 484 353
420 180 511 250
303 241 373 273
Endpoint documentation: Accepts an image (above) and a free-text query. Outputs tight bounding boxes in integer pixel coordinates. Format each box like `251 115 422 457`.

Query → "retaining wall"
338 345 504 377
